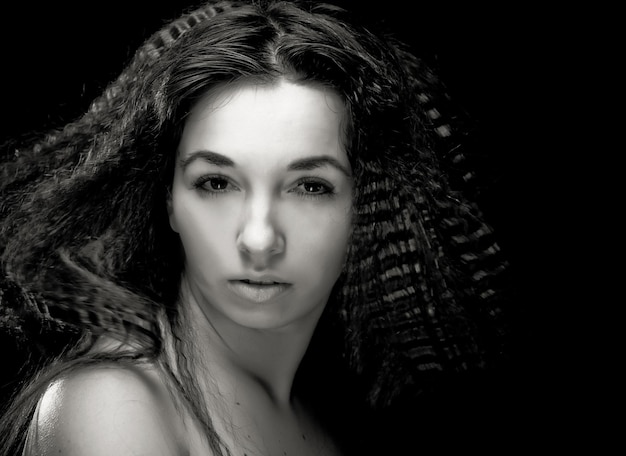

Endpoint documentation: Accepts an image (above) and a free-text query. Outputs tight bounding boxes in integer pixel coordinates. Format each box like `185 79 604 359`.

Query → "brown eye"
193 175 237 196
207 177 229 190
291 179 335 199
302 182 327 194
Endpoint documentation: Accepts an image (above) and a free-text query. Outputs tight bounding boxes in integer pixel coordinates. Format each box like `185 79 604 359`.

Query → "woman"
0 1 510 454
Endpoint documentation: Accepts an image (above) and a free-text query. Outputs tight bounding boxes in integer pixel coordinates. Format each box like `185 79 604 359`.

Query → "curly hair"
0 1 510 454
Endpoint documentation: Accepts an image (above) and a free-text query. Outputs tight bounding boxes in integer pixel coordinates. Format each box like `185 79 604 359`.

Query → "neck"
181 280 321 407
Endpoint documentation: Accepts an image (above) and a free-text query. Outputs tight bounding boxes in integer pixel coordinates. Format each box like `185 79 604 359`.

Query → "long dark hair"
0 1 510 454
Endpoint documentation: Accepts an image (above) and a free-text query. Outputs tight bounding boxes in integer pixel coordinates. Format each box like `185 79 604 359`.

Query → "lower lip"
227 281 290 303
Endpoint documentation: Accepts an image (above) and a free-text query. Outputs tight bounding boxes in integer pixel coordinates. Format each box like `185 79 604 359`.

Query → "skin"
26 79 353 455
169 79 353 454
170 79 353 335
168 78 353 399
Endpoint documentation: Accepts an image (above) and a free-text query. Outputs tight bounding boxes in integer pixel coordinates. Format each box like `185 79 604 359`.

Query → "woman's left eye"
301 182 327 193
292 179 334 198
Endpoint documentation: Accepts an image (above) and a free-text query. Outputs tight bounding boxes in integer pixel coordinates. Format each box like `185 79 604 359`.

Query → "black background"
0 0 605 452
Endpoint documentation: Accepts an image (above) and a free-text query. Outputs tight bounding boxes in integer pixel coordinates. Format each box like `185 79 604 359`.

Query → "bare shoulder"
23 364 188 456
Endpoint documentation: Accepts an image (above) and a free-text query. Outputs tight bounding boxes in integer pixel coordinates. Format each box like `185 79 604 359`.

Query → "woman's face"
168 80 353 331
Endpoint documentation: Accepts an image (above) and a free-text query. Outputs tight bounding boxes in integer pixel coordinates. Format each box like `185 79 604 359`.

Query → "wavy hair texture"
0 1 510 454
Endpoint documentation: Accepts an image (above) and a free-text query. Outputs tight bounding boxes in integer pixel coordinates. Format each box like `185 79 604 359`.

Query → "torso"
175 367 342 456
23 362 342 456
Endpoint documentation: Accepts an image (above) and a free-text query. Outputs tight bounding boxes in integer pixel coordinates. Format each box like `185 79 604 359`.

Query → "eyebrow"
179 150 235 170
179 150 352 177
287 156 352 178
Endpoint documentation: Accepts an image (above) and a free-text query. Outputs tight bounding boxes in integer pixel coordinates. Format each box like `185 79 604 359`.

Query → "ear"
166 189 179 233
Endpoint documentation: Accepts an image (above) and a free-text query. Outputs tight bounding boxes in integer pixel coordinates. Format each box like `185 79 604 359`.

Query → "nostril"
236 222 284 256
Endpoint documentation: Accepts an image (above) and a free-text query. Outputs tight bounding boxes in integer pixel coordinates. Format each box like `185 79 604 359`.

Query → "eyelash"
193 175 237 196
192 175 335 199
290 178 336 200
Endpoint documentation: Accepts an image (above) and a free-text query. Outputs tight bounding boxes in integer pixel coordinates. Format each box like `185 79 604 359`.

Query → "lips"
240 279 281 285
227 279 291 303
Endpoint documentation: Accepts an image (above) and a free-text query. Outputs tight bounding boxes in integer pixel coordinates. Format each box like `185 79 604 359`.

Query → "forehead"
178 80 349 166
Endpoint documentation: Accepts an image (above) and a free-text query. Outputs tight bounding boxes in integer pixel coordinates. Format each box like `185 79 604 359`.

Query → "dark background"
0 0 603 452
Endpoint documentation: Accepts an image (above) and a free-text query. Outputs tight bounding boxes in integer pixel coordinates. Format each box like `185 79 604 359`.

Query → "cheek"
171 198 236 264
295 208 352 277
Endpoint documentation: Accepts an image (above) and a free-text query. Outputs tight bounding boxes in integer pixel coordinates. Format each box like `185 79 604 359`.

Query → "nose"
236 196 285 267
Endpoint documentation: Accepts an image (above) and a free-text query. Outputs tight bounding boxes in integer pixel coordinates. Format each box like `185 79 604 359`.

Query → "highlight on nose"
236 213 284 261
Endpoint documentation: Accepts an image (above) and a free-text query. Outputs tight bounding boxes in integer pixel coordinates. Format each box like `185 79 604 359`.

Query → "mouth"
227 279 291 303
240 279 283 285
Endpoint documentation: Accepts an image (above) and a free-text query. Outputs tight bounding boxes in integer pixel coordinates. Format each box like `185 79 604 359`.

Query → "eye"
193 175 237 195
301 181 327 194
206 177 229 191
291 178 335 199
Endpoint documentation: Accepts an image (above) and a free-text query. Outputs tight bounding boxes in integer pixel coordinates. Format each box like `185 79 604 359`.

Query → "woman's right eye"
206 177 229 190
193 176 235 194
